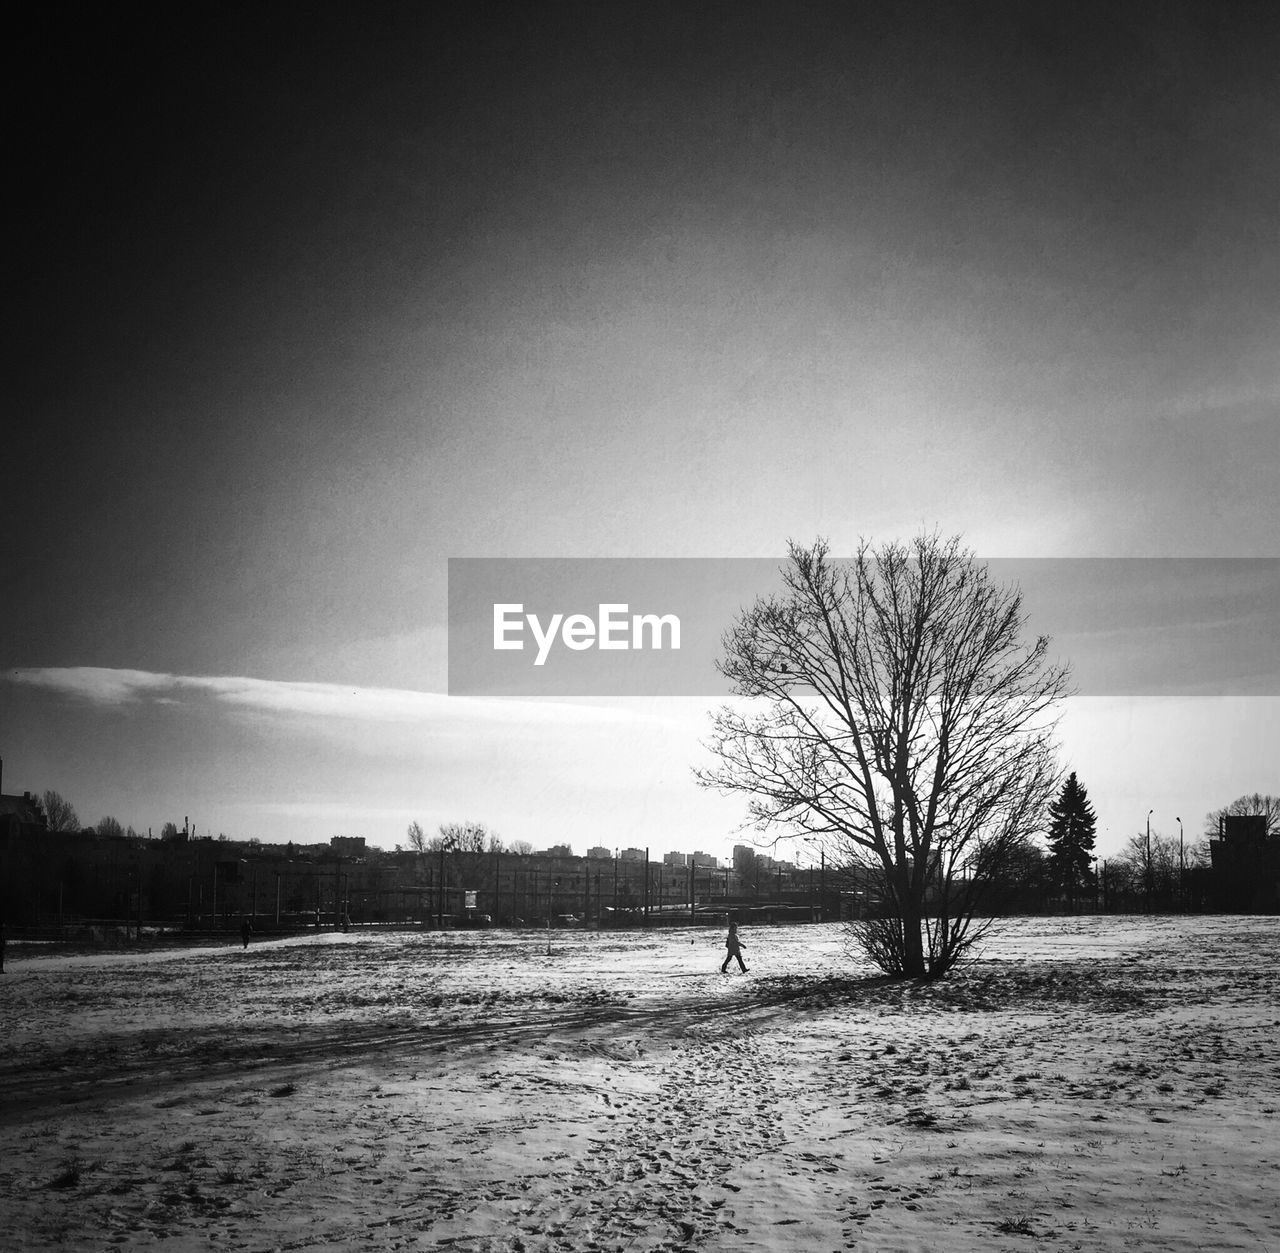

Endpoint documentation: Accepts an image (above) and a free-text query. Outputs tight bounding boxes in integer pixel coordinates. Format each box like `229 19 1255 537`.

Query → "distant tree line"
40 791 139 841
13 780 1275 933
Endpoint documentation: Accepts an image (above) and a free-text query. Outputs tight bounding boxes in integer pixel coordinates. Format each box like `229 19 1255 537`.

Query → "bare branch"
696 532 1071 979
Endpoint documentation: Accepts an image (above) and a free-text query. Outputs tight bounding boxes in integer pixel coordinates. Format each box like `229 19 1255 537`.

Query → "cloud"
5 667 176 705
5 667 665 728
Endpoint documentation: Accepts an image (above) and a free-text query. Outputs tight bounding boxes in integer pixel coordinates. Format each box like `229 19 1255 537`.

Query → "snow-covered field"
2 915 1278 1251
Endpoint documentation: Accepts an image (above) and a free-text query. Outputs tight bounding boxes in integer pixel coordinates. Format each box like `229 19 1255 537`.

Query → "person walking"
240 919 252 949
721 921 748 974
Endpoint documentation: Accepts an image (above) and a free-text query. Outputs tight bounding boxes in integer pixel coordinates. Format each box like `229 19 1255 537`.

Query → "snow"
2 915 1278 1251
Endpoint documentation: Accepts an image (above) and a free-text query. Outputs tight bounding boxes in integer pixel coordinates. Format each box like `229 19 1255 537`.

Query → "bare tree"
509 839 534 856
433 820 491 854
1114 831 1188 909
42 790 80 832
96 815 125 840
406 821 428 853
735 847 763 896
428 821 504 903
696 535 1069 979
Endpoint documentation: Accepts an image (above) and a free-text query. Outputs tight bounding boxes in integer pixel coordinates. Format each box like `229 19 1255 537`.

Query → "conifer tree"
1046 771 1097 911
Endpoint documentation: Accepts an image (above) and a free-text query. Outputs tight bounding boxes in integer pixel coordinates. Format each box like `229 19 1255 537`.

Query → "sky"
4 1 1277 865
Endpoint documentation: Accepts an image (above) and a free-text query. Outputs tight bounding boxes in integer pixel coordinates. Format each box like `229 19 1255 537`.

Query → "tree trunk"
900 904 926 978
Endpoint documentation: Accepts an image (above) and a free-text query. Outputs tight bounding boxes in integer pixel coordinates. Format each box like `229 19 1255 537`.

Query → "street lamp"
438 834 457 929
1176 816 1184 912
802 837 827 922
1146 809 1153 911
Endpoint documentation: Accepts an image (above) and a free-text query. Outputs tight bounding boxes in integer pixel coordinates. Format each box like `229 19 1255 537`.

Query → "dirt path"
460 1019 795 1252
0 972 808 1125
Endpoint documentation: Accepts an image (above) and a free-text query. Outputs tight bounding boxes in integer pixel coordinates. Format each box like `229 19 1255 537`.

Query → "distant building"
543 843 573 857
330 836 366 858
664 851 690 867
619 848 647 862
1210 814 1280 912
0 790 47 840
587 846 613 860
